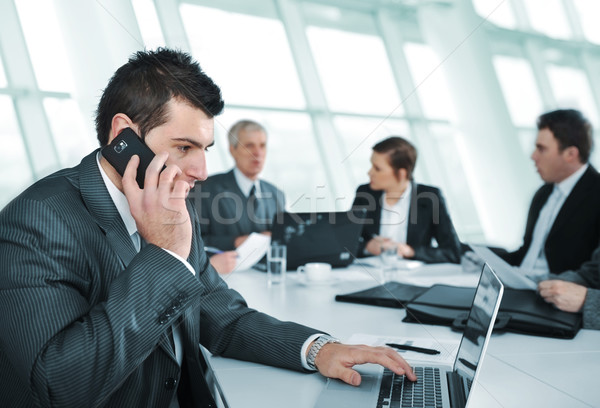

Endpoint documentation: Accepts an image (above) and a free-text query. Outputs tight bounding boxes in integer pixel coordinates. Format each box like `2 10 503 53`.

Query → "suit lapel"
159 201 204 363
368 188 383 238
406 183 420 244
79 151 179 362
184 201 201 349
79 150 138 266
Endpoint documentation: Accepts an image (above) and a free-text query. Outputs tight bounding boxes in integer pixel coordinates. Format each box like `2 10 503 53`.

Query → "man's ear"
108 114 137 144
229 143 235 156
563 146 580 163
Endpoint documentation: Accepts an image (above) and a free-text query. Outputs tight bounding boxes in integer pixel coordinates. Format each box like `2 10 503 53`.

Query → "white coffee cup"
297 262 332 282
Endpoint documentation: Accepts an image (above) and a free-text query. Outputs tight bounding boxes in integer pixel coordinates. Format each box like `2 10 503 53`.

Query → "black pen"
386 343 440 355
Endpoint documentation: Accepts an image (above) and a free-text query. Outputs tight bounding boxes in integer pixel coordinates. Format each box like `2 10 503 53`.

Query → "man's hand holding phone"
122 152 192 260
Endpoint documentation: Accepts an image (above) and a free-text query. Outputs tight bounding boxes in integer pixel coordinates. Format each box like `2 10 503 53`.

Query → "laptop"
470 245 537 290
315 263 504 408
270 209 367 270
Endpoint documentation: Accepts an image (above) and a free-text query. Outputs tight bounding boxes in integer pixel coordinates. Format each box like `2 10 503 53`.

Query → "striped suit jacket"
0 150 319 407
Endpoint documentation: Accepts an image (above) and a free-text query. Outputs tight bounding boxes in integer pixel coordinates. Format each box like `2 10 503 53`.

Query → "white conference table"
207 261 600 408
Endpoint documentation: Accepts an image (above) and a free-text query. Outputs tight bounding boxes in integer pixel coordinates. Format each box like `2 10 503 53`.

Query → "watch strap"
307 335 340 370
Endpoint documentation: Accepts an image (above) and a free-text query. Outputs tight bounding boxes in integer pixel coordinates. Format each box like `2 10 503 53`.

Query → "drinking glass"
267 243 287 285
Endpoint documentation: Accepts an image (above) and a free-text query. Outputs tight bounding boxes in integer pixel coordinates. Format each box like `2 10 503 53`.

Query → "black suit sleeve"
411 188 462 264
351 185 380 257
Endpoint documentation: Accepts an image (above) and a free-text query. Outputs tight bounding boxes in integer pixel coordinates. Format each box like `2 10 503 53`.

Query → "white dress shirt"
520 164 588 280
379 183 412 244
233 167 261 197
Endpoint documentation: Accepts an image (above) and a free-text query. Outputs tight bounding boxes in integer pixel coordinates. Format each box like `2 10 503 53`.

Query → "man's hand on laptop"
314 343 417 386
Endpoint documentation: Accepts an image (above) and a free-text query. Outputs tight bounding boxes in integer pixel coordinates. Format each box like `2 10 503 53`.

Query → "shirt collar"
95 152 138 236
555 163 588 197
233 167 260 197
382 182 412 208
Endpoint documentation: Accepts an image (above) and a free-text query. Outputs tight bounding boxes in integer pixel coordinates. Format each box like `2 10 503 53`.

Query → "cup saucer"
291 274 340 286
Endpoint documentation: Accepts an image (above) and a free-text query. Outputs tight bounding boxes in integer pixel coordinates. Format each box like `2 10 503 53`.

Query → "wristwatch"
307 335 340 370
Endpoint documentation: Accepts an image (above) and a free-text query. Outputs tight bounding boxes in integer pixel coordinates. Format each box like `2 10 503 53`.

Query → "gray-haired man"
191 120 285 258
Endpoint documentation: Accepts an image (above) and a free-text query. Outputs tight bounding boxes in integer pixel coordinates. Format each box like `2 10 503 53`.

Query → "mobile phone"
101 127 157 189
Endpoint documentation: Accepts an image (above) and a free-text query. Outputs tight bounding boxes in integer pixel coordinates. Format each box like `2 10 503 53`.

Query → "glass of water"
267 243 287 285
380 246 398 282
380 246 398 266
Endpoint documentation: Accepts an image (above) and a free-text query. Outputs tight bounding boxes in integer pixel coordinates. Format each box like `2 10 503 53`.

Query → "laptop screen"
271 210 366 270
453 263 504 405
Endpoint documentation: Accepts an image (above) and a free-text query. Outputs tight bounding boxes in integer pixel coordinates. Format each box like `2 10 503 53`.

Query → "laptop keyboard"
376 366 442 408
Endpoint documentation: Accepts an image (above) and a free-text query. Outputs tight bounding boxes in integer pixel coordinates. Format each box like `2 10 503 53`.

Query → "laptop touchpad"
327 375 377 391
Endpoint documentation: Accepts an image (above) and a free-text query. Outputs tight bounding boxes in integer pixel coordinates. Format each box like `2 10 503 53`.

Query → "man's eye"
178 146 191 153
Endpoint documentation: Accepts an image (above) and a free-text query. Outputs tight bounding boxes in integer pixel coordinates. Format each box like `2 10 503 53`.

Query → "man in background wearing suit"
498 109 600 280
191 120 284 255
0 48 414 407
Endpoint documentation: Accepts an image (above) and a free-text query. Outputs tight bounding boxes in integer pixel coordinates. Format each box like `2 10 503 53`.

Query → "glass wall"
2 0 600 248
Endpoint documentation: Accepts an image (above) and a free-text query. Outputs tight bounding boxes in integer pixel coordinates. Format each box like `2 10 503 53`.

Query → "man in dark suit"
0 48 414 407
498 109 600 278
191 120 284 254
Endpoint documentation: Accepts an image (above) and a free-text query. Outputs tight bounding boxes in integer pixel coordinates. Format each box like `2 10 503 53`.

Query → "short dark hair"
372 136 417 180
95 48 224 146
537 109 593 163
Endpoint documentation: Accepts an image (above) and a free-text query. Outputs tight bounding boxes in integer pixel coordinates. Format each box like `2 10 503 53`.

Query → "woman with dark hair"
352 136 462 263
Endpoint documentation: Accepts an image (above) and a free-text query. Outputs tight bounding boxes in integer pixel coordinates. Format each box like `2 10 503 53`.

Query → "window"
334 116 410 187
574 0 600 44
517 129 536 159
0 96 33 208
471 0 517 29
180 4 305 109
547 65 599 126
0 56 6 87
426 124 481 238
522 0 571 39
131 0 166 50
43 98 97 167
14 0 75 92
493 56 543 127
306 26 402 115
403 43 456 121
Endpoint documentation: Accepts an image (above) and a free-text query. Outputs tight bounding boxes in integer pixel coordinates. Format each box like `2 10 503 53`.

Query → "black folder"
402 284 582 339
335 281 428 309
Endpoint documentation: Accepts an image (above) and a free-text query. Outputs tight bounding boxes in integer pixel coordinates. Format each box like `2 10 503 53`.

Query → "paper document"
471 245 538 290
235 233 271 271
347 333 458 366
352 256 424 270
